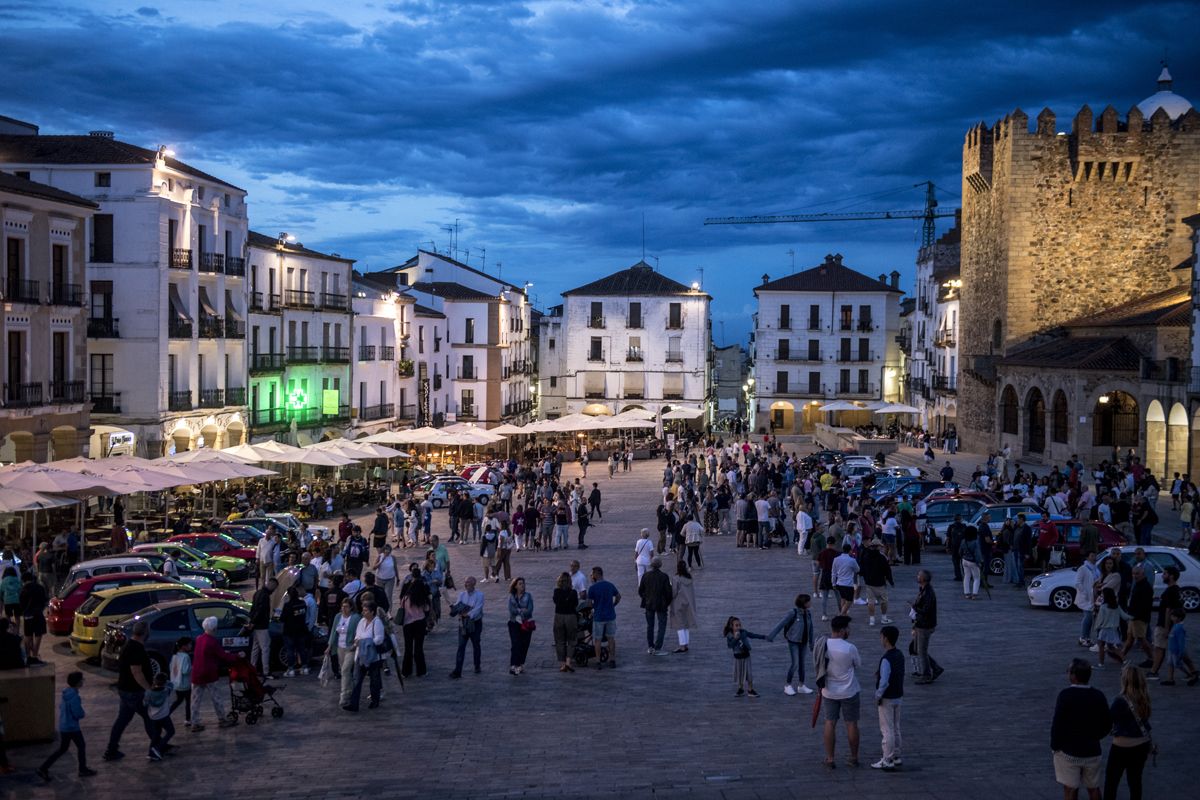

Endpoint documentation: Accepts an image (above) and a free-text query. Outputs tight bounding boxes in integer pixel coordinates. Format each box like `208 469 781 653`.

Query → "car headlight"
1030 580 1042 588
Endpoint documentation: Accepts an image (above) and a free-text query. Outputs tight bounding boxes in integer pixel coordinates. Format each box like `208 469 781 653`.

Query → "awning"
225 290 242 321
198 287 218 317
168 283 191 321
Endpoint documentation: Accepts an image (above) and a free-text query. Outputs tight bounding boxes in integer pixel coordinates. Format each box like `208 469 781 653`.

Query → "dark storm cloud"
1 1 1197 338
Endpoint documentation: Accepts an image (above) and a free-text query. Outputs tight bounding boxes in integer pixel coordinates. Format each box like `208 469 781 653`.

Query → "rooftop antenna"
427 240 437 253
719 320 726 346
440 225 454 257
496 261 503 280
787 248 795 273
463 246 470 266
641 212 646 262
650 255 659 270
478 247 486 272
454 219 460 259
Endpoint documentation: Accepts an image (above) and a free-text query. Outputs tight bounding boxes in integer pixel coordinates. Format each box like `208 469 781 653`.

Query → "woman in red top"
190 617 240 731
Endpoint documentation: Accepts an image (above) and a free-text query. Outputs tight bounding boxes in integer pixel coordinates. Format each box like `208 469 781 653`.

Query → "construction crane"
703 181 957 248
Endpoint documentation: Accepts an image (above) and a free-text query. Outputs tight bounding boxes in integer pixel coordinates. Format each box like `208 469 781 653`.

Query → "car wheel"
988 556 1005 577
1181 587 1200 612
1050 587 1076 612
432 498 444 509
148 653 168 679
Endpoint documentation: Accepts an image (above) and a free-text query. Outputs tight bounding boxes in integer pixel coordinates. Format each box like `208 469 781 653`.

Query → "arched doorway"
1191 407 1200 479
1026 388 1046 454
1145 400 1166 478
198 423 220 450
1092 391 1139 454
770 401 795 434
1051 391 1069 445
225 420 246 449
1167 403 1188 479
999 385 1018 435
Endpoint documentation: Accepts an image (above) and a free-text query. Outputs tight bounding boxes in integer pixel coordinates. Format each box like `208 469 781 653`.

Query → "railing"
170 248 192 270
249 291 266 311
807 319 821 331
839 318 853 331
457 367 478 380
587 350 606 363
168 318 193 338
198 252 224 273
224 256 246 277
249 353 285 372
224 318 245 339
167 390 192 411
268 292 282 310
322 346 350 363
666 320 683 330
397 403 416 419
284 289 314 308
627 349 644 362
287 346 320 363
624 392 644 400
663 391 684 400
6 278 40 304
359 403 394 421
665 352 683 363
906 376 927 393
358 345 376 361
626 317 643 329
199 316 224 338
323 404 351 422
837 383 877 397
319 292 350 311
50 283 83 306
778 319 791 330
934 329 956 348
290 407 322 426
226 387 247 406
250 407 287 428
837 351 876 363
857 319 874 332
587 317 605 329
88 317 120 337
198 388 224 408
457 404 477 419
932 375 957 392
90 392 121 413
380 345 395 361
49 380 85 403
584 390 605 399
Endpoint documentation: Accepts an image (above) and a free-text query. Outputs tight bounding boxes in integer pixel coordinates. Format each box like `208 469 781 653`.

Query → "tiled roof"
247 230 355 264
0 170 97 209
413 303 445 318
755 254 902 294
374 251 526 295
410 281 496 301
999 336 1144 371
563 261 700 296
1061 286 1190 329
354 271 398 294
0 134 244 191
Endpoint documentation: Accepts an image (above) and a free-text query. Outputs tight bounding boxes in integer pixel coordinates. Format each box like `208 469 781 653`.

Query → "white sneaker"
821 615 829 621
871 758 895 770
1089 645 1099 653
284 669 296 677
854 598 867 605
868 616 876 626
301 667 311 675
797 684 814 694
880 616 893 624
784 684 796 696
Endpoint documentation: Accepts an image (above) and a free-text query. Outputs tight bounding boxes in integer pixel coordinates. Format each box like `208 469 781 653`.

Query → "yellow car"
70 583 201 658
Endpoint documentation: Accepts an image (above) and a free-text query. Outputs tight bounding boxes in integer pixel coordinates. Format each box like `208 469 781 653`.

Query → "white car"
1026 546 1200 611
421 478 494 508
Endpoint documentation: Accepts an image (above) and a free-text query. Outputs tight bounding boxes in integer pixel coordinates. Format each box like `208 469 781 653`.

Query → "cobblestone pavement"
8 450 1198 799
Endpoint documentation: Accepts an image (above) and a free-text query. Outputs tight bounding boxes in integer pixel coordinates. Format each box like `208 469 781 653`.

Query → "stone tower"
956 69 1200 450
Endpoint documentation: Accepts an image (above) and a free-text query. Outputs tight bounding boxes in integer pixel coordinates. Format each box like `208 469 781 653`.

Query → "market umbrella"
308 440 409 459
615 407 656 421
220 443 275 462
523 419 563 433
166 447 256 465
281 448 361 467
0 487 76 513
0 463 125 494
248 440 307 459
873 403 921 414
661 407 704 420
818 401 862 412
489 423 527 435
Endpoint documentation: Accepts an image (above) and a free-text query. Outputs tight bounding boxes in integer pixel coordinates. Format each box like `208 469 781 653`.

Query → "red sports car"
47 572 239 635
167 533 256 562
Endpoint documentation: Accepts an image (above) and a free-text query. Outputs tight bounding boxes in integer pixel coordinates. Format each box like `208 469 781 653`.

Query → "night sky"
2 1 1197 343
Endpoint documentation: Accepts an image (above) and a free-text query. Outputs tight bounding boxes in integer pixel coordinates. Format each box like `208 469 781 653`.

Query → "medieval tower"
956 68 1200 450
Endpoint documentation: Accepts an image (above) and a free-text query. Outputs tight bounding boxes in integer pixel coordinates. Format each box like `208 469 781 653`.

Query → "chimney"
761 273 769 285
890 270 900 289
89 130 114 139
879 274 887 285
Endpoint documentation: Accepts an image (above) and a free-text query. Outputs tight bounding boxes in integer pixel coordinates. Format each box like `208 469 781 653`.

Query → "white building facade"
904 225 960 435
558 261 711 418
0 127 250 457
535 305 567 418
351 273 417 435
751 254 902 434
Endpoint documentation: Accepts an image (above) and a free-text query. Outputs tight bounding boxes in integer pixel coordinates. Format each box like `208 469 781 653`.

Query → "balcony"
6 278 40 304
837 351 876 363
168 390 192 411
457 367 479 380
583 390 605 399
284 289 315 308
268 292 282 310
224 256 246 277
397 359 414 378
249 291 266 312
49 380 85 403
198 252 224 273
666 320 683 330
906 376 927 394
249 353 285 373
934 329 956 348
323 404 351 422
626 348 644 362
587 317 605 329
778 320 792 331
807 320 822 331
287 346 320 363
626 316 643 329
90 392 121 413
318 292 350 312
587 350 606 363
320 345 349 363
381 345 395 361
457 404 477 419
226 387 246 406
397 403 416 419
168 318 193 339
432 374 442 390
198 388 225 408
932 375 957 393
50 283 83 306
4 382 43 407
624 392 644 400
199 315 224 339
896 334 911 355
359 403 394 422
857 319 875 332
170 248 192 270
665 352 683 363
358 345 376 361
88 317 120 338
225 318 245 339
662 391 684 400
250 407 287 429
839 319 853 331
837 383 877 398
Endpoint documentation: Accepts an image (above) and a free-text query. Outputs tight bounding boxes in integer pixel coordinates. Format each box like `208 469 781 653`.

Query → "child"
36 671 96 781
1092 588 1130 667
144 673 176 759
169 637 194 727
723 616 767 698
1162 608 1199 686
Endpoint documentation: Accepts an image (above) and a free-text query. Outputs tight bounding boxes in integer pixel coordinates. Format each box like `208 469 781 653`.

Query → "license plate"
222 636 249 648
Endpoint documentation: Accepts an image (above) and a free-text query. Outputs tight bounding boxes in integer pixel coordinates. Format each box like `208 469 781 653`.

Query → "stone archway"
1166 403 1188 480
769 401 795 434
1145 400 1166 478
1092 391 1139 454
1190 406 1200 479
999 385 1018 435
1025 387 1046 455
1051 390 1069 445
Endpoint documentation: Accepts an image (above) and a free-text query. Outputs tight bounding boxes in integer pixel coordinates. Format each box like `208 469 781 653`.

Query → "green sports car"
131 542 250 583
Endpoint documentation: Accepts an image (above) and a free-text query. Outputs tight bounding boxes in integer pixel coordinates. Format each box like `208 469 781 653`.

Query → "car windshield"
78 594 105 614
57 580 81 600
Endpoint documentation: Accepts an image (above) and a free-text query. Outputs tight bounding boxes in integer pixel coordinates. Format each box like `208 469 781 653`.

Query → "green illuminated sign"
287 389 307 410
322 389 340 416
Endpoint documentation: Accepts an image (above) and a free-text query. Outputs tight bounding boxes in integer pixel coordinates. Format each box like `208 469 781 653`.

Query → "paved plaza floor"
8 450 1199 799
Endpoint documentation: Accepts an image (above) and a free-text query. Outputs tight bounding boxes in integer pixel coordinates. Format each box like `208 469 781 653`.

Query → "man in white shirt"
794 507 813 553
255 530 279 586
820 615 862 768
449 576 484 678
754 495 771 549
831 544 861 616
569 560 588 597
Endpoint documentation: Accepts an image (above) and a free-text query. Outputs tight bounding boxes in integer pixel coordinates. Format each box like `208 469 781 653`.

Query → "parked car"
101 598 253 673
71 583 202 658
1027 546 1200 611
167 533 256 563
230 513 332 541
920 498 991 546
112 549 228 588
218 523 265 548
132 542 249 583
49 572 237 636
419 477 495 508
800 451 844 469
990 520 1127 577
967 502 1044 534
877 480 949 505
65 557 156 584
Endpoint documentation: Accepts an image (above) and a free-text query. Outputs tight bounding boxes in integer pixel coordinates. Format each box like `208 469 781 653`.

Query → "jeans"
402 620 427 677
105 689 158 755
756 521 769 547
1081 608 1095 641
962 560 980 596
250 628 271 675
913 627 940 678
454 620 483 673
1009 552 1025 586
40 730 87 772
878 698 902 761
282 630 310 670
348 659 382 708
554 524 570 549
151 717 175 748
553 612 578 661
644 609 667 650
787 641 807 685
1104 741 1151 800
508 620 533 667
1137 523 1153 547
449 515 461 542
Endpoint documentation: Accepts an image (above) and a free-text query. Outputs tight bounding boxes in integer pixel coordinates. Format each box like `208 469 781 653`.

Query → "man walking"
817 615 861 768
832 544 860 617
249 577 277 678
638 557 673 656
586 566 621 669
872 625 904 771
103 621 163 762
911 570 942 684
859 540 894 626
588 482 603 521
448 576 485 679
1050 658 1111 800
1149 565 1183 680
946 514 965 582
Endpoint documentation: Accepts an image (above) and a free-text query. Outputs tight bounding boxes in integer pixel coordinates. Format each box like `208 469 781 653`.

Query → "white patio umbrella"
0 463 126 494
609 417 656 429
616 407 656 421
661 407 704 420
0 487 77 514
873 403 921 414
166 447 256 465
523 419 563 433
282 448 361 467
220 443 274 462
360 429 415 445
249 440 307 459
309 440 409 459
490 423 527 435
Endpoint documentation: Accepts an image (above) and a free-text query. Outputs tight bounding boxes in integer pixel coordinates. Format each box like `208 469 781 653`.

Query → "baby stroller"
228 658 285 725
572 603 609 667
768 519 789 548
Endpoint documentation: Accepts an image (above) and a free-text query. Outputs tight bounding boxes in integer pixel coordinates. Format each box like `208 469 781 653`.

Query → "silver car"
1026 546 1200 611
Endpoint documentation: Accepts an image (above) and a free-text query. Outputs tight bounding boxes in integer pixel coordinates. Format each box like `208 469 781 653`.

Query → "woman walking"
507 578 535 675
398 571 431 678
327 598 360 707
493 522 514 582
552 572 578 672
669 561 697 654
635 529 655 584
345 602 385 712
1103 665 1153 800
768 593 814 695
480 516 499 583
959 527 983 599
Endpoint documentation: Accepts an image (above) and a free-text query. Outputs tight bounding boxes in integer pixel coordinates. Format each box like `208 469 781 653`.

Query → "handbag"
520 618 537 633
